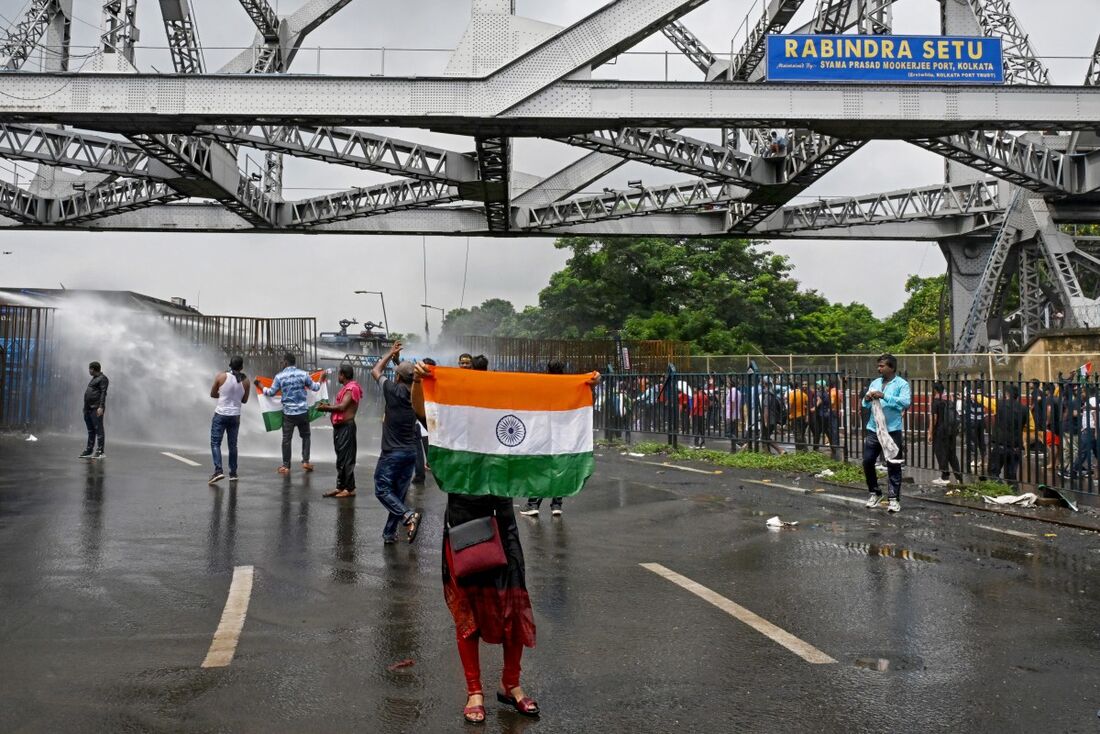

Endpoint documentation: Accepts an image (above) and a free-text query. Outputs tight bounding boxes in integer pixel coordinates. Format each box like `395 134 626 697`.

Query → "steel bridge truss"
0 0 1097 351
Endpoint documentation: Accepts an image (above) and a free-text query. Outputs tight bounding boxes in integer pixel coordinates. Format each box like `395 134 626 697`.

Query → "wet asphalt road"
1 434 1099 734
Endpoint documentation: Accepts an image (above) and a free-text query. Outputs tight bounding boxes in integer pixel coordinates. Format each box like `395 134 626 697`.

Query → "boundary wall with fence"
593 369 1100 499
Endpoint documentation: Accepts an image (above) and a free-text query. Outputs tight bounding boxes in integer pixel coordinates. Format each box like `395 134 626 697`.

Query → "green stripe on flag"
262 411 283 432
427 446 594 498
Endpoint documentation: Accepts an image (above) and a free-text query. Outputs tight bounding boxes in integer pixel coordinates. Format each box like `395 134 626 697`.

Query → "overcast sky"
0 0 1095 340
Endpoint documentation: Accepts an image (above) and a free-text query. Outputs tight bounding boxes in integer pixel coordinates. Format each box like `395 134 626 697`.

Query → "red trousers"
457 632 523 696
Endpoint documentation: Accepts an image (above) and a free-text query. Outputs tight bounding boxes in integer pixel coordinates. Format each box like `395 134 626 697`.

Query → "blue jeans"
1072 428 1098 475
374 449 416 540
210 413 241 474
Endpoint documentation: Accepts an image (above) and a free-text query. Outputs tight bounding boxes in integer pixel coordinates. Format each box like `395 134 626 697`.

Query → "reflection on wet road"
1 437 1098 732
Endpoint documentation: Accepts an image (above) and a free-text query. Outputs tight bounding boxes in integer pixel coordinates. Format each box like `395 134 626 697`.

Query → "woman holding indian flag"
413 358 599 725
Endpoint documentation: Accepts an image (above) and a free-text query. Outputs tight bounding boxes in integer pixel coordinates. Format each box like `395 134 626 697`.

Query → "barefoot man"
316 364 363 498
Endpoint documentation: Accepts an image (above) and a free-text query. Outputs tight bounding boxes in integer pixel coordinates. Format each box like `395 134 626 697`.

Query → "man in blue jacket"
861 353 911 513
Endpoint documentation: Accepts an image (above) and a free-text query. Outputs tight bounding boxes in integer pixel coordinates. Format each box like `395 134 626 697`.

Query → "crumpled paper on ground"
982 492 1037 507
766 516 799 530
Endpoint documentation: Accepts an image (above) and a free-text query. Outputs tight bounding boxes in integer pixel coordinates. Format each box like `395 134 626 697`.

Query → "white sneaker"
865 494 882 509
519 507 539 517
931 478 950 486
551 508 563 517
887 499 901 513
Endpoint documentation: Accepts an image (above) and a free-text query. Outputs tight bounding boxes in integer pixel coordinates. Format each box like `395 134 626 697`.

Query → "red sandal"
463 698 486 725
497 689 540 717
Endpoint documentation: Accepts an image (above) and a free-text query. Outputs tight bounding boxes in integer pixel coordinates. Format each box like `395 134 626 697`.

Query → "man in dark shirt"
988 384 1029 485
80 361 109 459
370 342 422 545
928 381 962 485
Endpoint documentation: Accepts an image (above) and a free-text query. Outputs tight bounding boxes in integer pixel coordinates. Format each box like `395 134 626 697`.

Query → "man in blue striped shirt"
861 353 911 513
255 352 325 475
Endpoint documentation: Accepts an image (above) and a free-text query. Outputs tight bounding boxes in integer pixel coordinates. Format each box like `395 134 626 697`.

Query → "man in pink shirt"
316 364 362 498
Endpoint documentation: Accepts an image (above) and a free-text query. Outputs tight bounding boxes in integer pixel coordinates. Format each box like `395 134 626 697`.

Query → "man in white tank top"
209 356 250 485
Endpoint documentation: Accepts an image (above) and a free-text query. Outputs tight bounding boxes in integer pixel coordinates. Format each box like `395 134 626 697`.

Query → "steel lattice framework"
0 0 1097 352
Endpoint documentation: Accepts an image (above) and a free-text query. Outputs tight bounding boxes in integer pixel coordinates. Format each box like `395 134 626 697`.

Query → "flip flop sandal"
405 511 422 543
322 489 342 498
334 489 356 498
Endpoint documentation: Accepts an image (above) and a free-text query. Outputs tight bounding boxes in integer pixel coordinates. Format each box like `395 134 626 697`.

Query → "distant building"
0 288 201 316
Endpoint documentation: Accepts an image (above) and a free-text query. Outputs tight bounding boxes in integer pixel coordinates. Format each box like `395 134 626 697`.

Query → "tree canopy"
445 236 944 354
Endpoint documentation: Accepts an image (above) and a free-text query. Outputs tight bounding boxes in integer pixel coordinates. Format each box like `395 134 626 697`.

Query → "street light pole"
421 303 445 346
354 290 389 337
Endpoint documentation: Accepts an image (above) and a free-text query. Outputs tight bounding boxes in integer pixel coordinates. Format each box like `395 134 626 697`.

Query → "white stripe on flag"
426 403 593 456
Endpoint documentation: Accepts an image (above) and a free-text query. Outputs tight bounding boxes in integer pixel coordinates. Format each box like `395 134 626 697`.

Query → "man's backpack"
941 398 959 433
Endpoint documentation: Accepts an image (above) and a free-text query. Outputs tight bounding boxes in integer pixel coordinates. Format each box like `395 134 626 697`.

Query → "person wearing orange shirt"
788 381 809 451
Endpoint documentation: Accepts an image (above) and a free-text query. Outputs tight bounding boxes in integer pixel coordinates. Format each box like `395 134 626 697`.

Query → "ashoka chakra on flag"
423 366 596 498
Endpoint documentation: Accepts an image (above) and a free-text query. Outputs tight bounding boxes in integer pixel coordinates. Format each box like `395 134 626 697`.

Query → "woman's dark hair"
472 355 489 371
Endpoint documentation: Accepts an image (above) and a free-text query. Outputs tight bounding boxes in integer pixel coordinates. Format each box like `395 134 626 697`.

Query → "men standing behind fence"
256 352 325 475
1070 384 1099 485
316 364 362 499
987 384 1028 487
80 361 108 459
928 381 962 486
788 380 809 451
862 354 911 513
759 377 785 455
208 356 249 485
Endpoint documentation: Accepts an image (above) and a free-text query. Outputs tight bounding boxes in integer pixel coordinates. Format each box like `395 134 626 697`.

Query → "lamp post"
354 290 389 337
421 303 444 344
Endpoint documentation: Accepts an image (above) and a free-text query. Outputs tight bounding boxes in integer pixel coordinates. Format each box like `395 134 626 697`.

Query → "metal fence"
456 336 688 373
593 370 1100 497
163 314 318 378
0 306 56 430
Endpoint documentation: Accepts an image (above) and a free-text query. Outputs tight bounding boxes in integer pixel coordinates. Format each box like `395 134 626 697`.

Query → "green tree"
440 298 516 339
494 236 885 353
881 274 946 352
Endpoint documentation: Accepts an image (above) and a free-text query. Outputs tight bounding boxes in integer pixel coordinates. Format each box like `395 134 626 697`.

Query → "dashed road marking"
202 565 254 668
974 524 1038 540
627 459 722 475
640 563 836 665
161 451 201 467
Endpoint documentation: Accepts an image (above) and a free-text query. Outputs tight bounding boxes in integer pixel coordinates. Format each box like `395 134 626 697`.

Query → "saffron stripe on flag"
422 366 595 412
427 447 595 498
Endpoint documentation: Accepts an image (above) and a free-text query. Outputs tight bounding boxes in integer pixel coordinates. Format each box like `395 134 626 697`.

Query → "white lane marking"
642 567 831 664
974 524 1038 540
640 563 836 665
743 479 865 506
201 565 255 668
627 459 721 475
161 451 201 467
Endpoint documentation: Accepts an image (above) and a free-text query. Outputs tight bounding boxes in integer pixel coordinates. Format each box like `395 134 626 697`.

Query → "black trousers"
333 421 357 490
83 407 105 452
281 412 311 467
791 416 808 451
987 443 1021 483
933 429 962 479
863 430 905 500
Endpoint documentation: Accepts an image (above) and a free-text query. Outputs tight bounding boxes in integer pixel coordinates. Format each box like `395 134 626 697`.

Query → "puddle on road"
852 654 925 673
800 540 938 563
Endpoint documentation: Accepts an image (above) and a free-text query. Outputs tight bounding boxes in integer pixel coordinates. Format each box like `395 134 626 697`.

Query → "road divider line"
201 565 254 668
974 523 1038 540
627 459 721 475
744 478 864 506
162 451 201 467
640 563 836 664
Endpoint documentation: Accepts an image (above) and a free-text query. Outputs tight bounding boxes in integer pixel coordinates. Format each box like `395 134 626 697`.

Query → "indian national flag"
1080 362 1093 378
423 366 596 498
254 371 330 432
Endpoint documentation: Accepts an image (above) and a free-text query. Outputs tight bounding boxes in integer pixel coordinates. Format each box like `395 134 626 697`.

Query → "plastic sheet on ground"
815 469 835 478
766 516 798 530
981 493 1038 507
24 435 37 442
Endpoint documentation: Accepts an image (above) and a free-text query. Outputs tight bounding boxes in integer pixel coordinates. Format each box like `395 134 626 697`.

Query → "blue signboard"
766 34 1004 84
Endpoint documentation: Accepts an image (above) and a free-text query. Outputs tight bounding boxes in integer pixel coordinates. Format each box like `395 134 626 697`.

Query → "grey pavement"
1 435 1099 733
